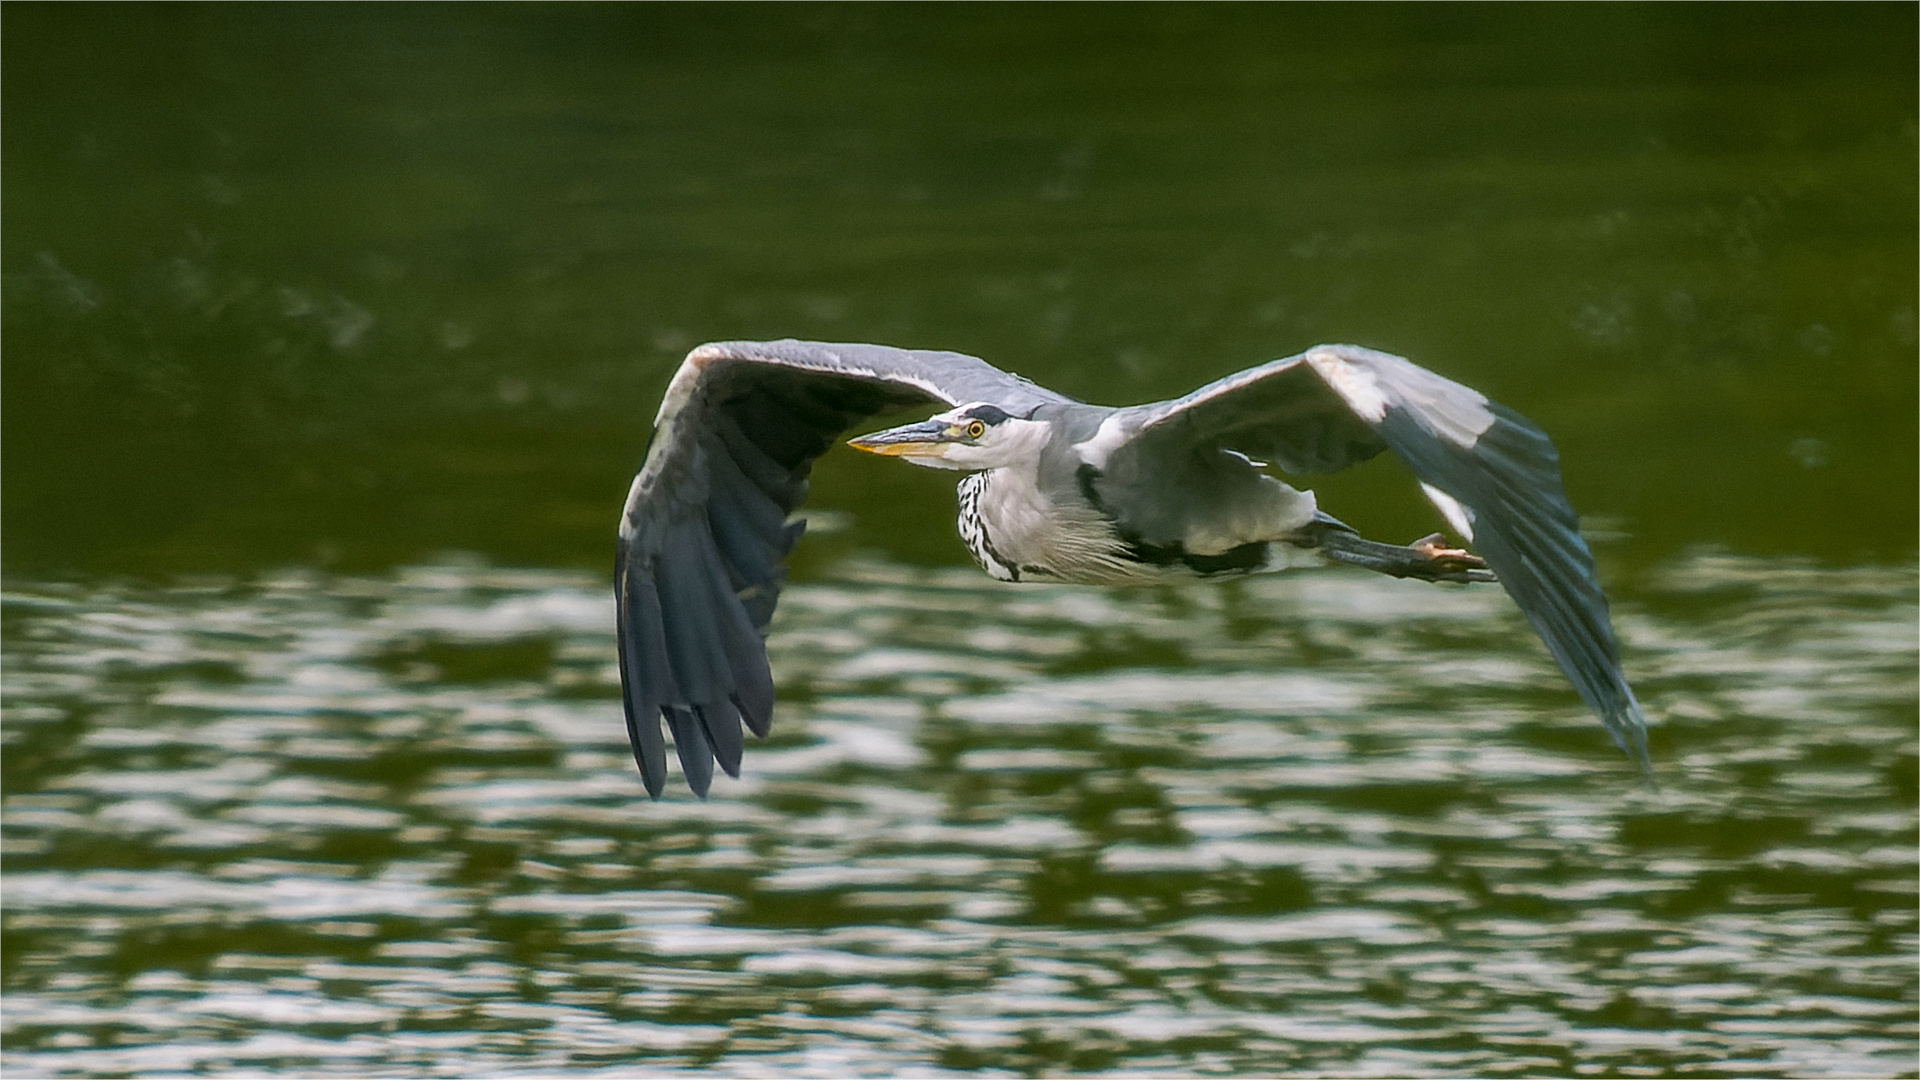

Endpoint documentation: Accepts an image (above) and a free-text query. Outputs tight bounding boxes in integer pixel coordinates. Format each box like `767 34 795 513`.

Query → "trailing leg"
1289 513 1495 584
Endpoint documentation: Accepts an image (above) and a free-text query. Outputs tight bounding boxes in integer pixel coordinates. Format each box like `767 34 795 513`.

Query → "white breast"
956 473 1019 581
957 468 1155 585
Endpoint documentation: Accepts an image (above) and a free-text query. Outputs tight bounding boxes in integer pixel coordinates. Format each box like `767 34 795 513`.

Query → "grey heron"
616 339 1650 798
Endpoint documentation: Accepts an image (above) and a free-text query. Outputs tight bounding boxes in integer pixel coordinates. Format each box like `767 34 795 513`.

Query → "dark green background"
6 4 1915 578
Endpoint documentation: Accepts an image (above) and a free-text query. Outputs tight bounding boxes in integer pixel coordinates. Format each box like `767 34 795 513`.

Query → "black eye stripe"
962 405 1013 425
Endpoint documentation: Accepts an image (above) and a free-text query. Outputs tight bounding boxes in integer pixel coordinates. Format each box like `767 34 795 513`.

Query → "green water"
3 6 1915 1077
5 5 1914 574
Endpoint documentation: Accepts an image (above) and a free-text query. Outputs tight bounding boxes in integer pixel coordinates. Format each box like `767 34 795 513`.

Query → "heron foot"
1407 533 1496 583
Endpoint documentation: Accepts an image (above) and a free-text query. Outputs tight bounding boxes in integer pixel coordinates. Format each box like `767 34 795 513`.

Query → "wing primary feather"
740 520 808 630
698 698 746 778
702 436 792 589
733 690 772 740
664 707 715 797
692 520 776 727
1372 403 1651 777
727 614 777 737
614 619 665 797
1473 525 1650 771
737 568 786 638
615 556 674 798
654 529 735 706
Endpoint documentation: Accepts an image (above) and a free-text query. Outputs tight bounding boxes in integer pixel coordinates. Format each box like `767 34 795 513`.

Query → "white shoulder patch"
1305 347 1391 423
1308 344 1498 449
1070 413 1133 469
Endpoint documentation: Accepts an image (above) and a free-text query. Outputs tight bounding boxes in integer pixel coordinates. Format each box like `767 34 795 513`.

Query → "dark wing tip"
1464 406 1654 777
700 699 747 779
1606 690 1656 788
615 552 671 799
665 707 715 798
1323 348 1653 779
622 344 969 797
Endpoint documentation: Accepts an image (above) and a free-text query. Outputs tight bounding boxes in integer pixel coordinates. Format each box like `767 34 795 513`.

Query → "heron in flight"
617 339 1650 797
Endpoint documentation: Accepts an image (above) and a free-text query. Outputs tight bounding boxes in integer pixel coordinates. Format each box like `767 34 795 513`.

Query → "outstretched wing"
1100 343 1650 774
618 339 1071 797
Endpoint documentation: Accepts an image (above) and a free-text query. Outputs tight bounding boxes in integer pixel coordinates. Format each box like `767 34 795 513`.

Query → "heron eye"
965 420 986 439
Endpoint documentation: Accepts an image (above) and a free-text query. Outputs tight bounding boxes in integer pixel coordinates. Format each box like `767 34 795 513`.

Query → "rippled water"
3 551 1913 1077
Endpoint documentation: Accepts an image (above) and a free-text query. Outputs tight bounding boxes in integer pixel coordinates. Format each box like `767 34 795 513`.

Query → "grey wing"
617 340 1070 798
1108 343 1651 774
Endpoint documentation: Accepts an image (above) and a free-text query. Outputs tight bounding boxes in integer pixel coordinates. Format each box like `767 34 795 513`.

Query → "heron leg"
1289 513 1495 584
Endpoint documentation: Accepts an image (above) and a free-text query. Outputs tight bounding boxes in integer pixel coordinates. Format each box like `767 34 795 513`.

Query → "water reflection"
3 552 1914 1076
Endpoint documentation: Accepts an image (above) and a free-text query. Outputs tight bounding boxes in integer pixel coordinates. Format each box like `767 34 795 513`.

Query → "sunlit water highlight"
3 552 1914 1077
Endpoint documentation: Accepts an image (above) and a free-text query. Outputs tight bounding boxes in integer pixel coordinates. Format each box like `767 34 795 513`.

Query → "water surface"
3 552 1913 1076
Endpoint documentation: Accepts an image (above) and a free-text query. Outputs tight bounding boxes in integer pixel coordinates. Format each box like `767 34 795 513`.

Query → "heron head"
848 403 1048 471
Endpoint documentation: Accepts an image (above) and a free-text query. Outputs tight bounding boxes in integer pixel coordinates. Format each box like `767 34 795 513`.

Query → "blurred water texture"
2 553 1915 1076
3 6 1916 1078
